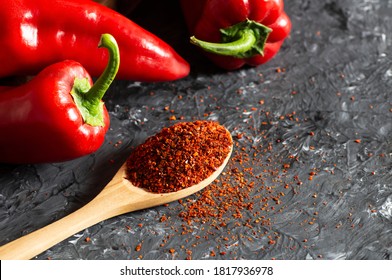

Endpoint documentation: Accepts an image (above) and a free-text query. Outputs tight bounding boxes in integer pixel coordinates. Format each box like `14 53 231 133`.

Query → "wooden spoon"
0 145 232 260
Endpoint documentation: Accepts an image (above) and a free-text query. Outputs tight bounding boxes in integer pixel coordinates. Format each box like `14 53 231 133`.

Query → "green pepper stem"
88 34 120 101
190 19 272 59
190 30 256 57
71 33 120 127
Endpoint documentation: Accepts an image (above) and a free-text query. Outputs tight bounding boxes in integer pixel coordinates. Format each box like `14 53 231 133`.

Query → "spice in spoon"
125 120 232 193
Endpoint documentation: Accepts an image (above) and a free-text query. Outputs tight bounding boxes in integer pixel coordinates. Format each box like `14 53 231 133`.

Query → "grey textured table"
1 0 391 260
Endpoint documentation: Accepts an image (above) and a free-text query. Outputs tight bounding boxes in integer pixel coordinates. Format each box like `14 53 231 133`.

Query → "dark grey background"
0 0 391 260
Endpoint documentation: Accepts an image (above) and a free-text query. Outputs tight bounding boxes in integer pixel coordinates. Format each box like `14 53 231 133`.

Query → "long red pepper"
180 0 291 70
0 0 189 81
0 34 119 164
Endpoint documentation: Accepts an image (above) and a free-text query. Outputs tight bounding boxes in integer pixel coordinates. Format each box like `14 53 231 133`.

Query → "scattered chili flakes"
176 113 306 233
160 215 168 222
125 109 345 259
114 140 123 148
268 239 276 245
125 120 232 193
236 133 244 139
135 243 142 252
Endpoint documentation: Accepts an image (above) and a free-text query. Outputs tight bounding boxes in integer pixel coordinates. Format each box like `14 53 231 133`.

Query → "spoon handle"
0 150 231 260
0 169 136 260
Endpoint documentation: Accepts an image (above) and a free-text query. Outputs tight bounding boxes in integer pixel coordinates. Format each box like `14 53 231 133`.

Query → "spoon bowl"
0 143 232 260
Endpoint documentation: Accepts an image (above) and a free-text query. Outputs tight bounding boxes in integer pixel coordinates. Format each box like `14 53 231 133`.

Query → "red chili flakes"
135 243 142 251
282 163 290 169
160 215 168 222
186 249 192 260
151 111 334 257
125 120 232 193
354 139 361 143
236 133 244 139
178 119 293 229
114 140 123 148
268 239 276 245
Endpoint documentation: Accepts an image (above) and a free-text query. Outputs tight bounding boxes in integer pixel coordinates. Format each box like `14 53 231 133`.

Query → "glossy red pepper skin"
0 61 108 163
180 0 291 70
0 33 119 164
0 0 189 81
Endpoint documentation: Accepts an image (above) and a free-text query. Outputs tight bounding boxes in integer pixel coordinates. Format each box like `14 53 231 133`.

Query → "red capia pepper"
0 33 120 164
180 0 291 70
0 0 189 82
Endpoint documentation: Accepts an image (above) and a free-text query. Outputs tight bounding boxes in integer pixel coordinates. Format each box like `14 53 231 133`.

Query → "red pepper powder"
127 107 333 259
125 120 232 193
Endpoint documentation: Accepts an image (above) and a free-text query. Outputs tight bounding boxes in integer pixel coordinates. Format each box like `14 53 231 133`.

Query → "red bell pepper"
180 0 291 70
0 34 119 164
0 0 189 82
